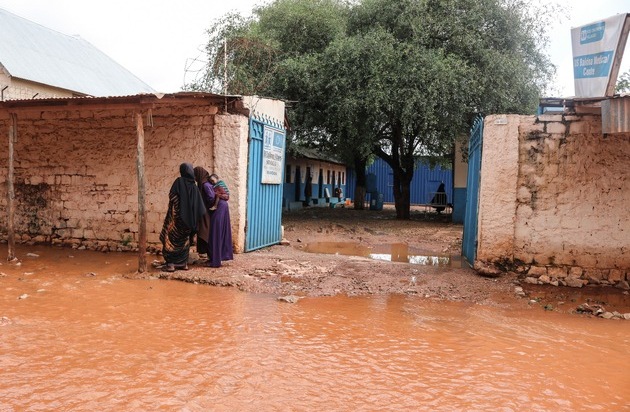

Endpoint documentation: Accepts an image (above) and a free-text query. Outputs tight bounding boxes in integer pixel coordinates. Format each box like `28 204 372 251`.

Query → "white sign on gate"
571 13 630 97
261 125 285 184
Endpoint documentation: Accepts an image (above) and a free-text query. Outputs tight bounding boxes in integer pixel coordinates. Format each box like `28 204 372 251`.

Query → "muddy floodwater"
1 246 629 411
303 241 463 267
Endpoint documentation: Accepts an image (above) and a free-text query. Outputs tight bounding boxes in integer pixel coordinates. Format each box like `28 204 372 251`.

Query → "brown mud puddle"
302 241 465 267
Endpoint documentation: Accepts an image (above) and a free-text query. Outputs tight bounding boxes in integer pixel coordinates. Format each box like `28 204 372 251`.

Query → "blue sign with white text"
573 51 614 78
580 22 606 44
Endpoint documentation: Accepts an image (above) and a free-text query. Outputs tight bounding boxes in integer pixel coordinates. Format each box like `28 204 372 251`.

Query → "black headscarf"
170 163 206 231
193 166 211 190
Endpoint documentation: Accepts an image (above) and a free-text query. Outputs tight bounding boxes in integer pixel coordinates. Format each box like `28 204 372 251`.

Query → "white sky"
0 0 628 97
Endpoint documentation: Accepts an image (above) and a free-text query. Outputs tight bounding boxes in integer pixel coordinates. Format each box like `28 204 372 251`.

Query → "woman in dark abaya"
193 166 212 258
159 163 206 272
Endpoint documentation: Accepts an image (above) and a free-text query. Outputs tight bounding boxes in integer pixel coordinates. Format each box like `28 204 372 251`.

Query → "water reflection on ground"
303 241 463 267
1 249 629 411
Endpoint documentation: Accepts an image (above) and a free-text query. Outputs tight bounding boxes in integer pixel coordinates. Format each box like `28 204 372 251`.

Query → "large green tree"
341 0 555 217
188 0 555 218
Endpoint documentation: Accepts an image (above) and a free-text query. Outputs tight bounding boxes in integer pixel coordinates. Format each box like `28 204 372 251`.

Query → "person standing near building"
304 173 313 206
204 173 234 268
193 166 213 259
160 163 206 272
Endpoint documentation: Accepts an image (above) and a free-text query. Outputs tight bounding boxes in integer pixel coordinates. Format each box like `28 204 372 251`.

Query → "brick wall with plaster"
0 102 251 253
477 114 630 287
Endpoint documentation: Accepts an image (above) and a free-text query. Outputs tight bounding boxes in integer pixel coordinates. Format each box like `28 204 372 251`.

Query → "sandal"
164 263 176 272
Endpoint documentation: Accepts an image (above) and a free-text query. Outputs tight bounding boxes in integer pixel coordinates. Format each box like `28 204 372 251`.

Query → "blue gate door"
245 118 285 252
462 115 483 266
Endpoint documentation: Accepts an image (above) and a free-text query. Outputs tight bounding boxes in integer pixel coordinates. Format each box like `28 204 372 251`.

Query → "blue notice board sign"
261 125 285 184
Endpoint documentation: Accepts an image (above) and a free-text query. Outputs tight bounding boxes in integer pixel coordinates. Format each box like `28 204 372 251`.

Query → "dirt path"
152 205 630 316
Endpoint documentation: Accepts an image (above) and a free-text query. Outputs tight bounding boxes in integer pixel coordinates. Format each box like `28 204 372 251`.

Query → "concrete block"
608 269 623 282
546 122 566 135
528 266 547 276
548 266 568 279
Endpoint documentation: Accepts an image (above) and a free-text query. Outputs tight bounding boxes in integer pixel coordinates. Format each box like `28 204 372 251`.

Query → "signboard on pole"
261 125 285 184
571 13 630 97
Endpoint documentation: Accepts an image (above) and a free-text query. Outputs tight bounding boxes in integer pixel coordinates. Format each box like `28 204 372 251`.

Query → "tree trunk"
353 156 367 210
373 123 413 219
392 170 411 219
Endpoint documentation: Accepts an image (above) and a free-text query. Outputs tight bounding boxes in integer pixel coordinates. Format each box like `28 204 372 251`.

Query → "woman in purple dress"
194 168 233 268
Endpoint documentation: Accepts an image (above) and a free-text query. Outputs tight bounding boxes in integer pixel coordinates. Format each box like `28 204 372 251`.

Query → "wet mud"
1 206 629 410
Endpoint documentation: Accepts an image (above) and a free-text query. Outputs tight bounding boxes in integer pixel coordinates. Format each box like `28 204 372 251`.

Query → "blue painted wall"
346 158 453 205
452 188 466 223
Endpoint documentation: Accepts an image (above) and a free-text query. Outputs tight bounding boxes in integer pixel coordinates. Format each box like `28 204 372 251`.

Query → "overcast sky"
0 0 628 97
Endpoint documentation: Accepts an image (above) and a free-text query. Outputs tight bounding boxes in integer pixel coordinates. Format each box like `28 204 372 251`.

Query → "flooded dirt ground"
154 206 630 316
1 259 629 411
1 206 630 410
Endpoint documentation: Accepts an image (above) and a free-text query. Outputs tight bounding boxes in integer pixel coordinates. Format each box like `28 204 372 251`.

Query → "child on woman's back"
209 174 229 210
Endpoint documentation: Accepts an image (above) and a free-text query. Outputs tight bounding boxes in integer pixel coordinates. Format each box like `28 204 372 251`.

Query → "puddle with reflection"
303 241 464 267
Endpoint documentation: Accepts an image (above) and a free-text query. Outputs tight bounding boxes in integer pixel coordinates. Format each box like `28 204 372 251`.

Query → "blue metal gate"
462 115 483 266
245 117 285 251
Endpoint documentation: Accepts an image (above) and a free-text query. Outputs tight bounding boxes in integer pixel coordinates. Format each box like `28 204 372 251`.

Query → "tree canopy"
188 0 556 218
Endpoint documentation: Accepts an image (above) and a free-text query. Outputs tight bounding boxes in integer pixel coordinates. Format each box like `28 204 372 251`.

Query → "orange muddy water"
1 246 629 411
304 241 464 267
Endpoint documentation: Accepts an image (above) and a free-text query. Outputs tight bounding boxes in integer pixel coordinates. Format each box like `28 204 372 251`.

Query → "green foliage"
190 0 556 218
616 70 630 94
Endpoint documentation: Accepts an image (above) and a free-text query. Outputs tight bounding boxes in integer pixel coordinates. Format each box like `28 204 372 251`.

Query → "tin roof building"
0 7 154 100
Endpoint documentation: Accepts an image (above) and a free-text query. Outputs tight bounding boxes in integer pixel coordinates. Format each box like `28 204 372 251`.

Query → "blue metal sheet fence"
462 115 484 266
346 158 452 205
245 118 285 252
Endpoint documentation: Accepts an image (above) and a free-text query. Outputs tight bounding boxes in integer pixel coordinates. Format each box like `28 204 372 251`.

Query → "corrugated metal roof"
0 92 244 111
0 8 154 97
287 144 345 165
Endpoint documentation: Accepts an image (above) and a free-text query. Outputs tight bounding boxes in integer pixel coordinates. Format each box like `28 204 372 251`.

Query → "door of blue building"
245 118 286 252
318 168 323 198
462 116 484 266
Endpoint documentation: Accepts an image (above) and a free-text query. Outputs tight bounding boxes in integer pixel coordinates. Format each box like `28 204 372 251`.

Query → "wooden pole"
7 113 16 261
135 111 147 273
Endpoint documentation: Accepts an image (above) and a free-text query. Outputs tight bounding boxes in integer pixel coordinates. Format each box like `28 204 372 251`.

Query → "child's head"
209 174 219 185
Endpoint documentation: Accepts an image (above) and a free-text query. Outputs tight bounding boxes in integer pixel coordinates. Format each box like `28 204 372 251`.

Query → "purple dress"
201 182 234 267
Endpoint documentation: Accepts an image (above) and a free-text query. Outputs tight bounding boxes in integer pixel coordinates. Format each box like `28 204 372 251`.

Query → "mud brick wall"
477 114 630 287
0 103 248 252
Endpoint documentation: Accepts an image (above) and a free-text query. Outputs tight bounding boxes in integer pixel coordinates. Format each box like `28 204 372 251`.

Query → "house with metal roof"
283 144 348 210
0 7 154 101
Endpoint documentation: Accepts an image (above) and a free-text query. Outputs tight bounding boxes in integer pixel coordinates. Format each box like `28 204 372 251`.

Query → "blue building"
283 146 347 210
346 157 453 209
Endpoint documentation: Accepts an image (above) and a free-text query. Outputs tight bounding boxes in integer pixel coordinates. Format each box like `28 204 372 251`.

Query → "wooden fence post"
135 111 147 272
7 113 16 261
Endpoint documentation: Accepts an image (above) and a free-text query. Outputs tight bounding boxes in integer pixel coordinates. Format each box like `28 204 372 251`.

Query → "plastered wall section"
213 114 250 253
0 104 250 253
0 73 76 100
285 158 347 185
453 138 468 189
243 96 285 122
476 115 521 261
477 113 630 284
